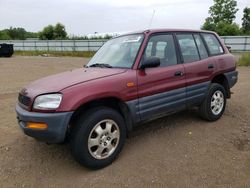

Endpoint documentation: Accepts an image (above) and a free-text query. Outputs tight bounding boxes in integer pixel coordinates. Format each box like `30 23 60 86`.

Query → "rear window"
202 33 224 55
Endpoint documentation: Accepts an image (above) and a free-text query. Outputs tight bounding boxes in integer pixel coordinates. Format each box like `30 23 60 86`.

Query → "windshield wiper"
87 63 113 68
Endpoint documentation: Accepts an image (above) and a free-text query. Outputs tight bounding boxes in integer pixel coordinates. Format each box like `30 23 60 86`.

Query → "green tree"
54 23 67 39
39 23 67 40
6 27 26 40
242 7 250 34
209 0 238 24
25 31 38 39
103 34 112 39
216 22 241 35
39 25 54 40
201 17 216 31
0 30 10 40
201 0 240 36
0 27 39 40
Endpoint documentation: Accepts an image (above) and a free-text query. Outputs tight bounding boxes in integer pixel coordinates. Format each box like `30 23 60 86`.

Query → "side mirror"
226 45 232 53
140 57 160 69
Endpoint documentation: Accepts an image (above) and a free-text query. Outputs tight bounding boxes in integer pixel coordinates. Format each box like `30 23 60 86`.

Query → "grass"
237 52 250 66
14 51 96 58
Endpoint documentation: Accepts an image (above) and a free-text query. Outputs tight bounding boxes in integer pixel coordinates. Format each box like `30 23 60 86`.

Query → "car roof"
122 28 216 36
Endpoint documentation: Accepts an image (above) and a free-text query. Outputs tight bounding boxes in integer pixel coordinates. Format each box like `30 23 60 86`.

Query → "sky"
0 0 249 35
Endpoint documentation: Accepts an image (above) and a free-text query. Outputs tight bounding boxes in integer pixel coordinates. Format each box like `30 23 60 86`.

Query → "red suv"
16 29 238 169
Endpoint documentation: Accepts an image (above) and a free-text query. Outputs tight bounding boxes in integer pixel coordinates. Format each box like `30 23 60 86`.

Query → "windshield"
87 34 144 68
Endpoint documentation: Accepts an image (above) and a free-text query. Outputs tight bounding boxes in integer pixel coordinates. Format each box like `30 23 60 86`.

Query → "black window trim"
192 34 201 60
193 33 210 60
173 33 183 64
200 33 225 57
137 31 225 68
198 33 211 57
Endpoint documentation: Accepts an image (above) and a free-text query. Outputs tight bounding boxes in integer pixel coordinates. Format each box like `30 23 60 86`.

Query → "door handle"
174 71 184 77
208 64 214 69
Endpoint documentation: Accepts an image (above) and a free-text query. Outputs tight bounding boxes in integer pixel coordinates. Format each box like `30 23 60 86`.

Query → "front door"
137 33 186 121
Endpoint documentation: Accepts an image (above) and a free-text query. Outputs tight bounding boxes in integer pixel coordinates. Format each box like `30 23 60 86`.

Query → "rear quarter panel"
212 53 236 78
214 33 237 74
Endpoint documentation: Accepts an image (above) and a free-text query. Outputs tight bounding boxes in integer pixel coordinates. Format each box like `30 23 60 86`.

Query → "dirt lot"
0 56 250 188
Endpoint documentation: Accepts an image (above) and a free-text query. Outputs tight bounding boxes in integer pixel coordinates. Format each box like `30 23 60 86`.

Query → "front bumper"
16 104 73 143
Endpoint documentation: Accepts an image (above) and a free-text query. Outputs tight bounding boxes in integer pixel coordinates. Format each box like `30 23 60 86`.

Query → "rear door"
137 33 186 121
202 33 231 72
176 33 214 106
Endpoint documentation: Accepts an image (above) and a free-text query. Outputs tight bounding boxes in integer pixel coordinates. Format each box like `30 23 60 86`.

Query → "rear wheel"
70 107 126 169
199 83 226 121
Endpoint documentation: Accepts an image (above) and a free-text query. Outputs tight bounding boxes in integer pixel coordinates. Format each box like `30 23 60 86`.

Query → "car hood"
23 68 127 98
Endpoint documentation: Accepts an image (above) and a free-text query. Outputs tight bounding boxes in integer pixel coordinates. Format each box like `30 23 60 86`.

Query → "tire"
70 107 126 169
199 83 226 121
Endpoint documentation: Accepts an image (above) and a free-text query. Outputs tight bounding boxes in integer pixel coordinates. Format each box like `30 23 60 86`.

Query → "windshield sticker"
122 36 142 43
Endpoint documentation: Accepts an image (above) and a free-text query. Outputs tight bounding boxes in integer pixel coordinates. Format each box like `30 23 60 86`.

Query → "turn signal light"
26 122 48 130
126 82 135 87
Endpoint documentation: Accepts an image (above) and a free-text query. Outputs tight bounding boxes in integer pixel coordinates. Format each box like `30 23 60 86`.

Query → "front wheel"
70 107 126 169
199 83 226 121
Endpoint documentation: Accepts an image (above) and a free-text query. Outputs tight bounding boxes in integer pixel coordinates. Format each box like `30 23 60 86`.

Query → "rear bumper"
224 70 238 88
15 104 73 143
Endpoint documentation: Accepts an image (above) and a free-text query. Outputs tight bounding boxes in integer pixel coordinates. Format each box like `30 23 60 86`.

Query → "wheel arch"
211 74 230 98
68 97 134 136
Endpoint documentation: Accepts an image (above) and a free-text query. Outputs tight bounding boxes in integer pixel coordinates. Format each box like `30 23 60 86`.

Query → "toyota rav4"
16 29 238 169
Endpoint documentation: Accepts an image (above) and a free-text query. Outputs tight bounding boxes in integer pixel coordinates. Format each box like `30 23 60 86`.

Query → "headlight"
33 94 62 110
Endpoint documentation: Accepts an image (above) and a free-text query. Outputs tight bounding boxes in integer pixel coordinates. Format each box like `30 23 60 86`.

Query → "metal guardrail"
0 40 108 52
220 36 250 51
0 36 249 52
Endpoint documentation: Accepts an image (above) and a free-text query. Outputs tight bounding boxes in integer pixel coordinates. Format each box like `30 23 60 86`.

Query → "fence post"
34 41 37 51
61 40 63 52
47 40 49 52
244 36 247 51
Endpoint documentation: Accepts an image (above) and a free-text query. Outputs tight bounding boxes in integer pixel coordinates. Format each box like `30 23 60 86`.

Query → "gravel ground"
0 56 249 188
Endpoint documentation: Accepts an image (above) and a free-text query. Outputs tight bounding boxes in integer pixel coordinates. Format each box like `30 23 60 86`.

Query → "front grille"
18 93 31 106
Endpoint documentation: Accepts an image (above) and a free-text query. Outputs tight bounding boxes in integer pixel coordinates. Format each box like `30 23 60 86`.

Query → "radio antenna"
148 9 156 29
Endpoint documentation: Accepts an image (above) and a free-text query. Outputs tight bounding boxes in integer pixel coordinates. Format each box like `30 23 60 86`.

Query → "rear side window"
193 34 208 59
202 33 224 55
144 34 178 67
176 34 200 63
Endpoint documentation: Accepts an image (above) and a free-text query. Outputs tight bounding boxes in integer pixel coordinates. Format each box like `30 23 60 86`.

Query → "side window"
194 34 208 59
144 34 177 67
202 33 224 55
155 41 167 58
176 34 200 63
